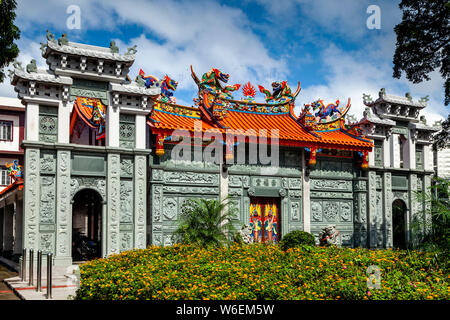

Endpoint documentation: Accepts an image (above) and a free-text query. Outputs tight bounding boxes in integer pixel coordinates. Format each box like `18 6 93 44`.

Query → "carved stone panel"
163 197 178 221
323 201 339 222
311 179 352 191
40 176 56 224
120 180 134 224
120 157 134 178
40 151 56 174
311 201 322 222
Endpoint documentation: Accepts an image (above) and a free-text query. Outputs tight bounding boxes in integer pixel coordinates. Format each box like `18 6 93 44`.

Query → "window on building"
398 136 404 168
416 145 423 170
0 121 13 141
0 166 11 186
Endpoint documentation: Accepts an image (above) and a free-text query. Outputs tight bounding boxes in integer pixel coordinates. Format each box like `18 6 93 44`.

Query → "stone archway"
392 199 407 249
72 188 103 261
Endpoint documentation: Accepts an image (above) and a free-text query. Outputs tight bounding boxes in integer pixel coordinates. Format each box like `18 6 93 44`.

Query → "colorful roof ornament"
298 98 351 132
242 82 256 101
258 81 296 104
138 69 178 103
5 160 23 183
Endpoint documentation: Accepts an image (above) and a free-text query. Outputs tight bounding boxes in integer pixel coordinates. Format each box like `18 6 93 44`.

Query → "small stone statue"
110 41 119 54
420 115 427 125
58 33 69 46
46 30 56 42
379 88 386 98
419 95 429 105
405 92 413 102
125 45 137 55
26 59 37 73
40 42 47 55
135 75 146 87
238 224 252 244
363 106 372 118
362 93 373 104
12 59 23 71
319 225 340 247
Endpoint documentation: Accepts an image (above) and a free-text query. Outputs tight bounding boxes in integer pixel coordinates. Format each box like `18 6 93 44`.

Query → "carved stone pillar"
106 153 121 255
408 173 417 246
23 148 40 254
301 149 311 233
134 155 147 249
55 149 72 266
367 171 377 248
383 172 393 248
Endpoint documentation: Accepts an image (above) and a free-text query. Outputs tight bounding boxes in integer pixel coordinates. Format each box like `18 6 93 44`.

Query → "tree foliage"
173 198 238 248
0 0 20 83
393 0 450 105
412 177 449 271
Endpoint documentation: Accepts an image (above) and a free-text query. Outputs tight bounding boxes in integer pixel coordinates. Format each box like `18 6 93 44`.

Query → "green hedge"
76 244 449 300
280 230 316 250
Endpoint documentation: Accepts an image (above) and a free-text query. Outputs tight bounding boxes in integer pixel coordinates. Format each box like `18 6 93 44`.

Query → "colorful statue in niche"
80 97 106 140
198 68 241 99
5 160 23 183
138 69 178 103
258 81 294 103
249 204 262 243
264 204 278 244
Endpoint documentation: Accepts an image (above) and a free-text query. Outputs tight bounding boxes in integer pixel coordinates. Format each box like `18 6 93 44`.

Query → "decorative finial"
379 88 386 98
40 42 47 56
420 115 427 125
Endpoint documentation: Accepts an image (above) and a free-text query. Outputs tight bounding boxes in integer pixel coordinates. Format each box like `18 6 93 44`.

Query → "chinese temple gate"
0 34 439 267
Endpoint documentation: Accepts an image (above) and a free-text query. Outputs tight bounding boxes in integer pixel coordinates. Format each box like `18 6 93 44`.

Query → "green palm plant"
173 198 238 248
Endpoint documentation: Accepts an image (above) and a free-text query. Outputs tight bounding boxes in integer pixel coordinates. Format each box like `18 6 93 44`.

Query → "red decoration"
242 82 256 98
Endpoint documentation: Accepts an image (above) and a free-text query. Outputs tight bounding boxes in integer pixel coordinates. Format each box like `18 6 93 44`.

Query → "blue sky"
1 0 447 122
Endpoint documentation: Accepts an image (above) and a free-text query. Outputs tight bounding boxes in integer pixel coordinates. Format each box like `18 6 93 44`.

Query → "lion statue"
319 225 340 247
238 224 253 244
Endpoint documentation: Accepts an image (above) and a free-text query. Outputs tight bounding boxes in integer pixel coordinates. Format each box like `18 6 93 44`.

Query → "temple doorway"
72 189 103 261
392 199 407 249
249 197 280 244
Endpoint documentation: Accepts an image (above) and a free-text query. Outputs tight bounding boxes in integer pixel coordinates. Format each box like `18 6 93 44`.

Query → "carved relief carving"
163 198 178 221
323 201 338 221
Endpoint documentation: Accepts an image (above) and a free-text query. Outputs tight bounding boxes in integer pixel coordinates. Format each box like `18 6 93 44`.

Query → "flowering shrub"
75 244 449 300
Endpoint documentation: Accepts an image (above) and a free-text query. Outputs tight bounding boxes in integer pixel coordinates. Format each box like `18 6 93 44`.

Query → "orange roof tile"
147 101 373 151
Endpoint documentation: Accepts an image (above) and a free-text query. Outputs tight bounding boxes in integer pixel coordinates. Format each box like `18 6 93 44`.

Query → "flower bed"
75 244 449 300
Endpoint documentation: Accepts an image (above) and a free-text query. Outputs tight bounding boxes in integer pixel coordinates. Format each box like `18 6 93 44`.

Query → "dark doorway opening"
392 199 407 249
72 189 102 261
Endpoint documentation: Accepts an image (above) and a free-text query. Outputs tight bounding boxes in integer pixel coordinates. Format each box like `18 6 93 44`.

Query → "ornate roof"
147 66 373 151
44 39 136 64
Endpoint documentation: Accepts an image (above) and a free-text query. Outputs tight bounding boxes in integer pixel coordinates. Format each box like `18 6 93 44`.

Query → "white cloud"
295 44 447 124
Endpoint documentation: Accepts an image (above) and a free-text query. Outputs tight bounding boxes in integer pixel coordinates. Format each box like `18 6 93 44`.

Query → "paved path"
1 258 79 300
0 264 20 300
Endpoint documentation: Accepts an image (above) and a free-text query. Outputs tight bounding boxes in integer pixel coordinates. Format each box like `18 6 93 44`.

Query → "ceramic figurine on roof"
258 81 294 103
137 69 178 103
299 98 352 131
191 65 301 117
197 67 241 99
5 160 23 183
